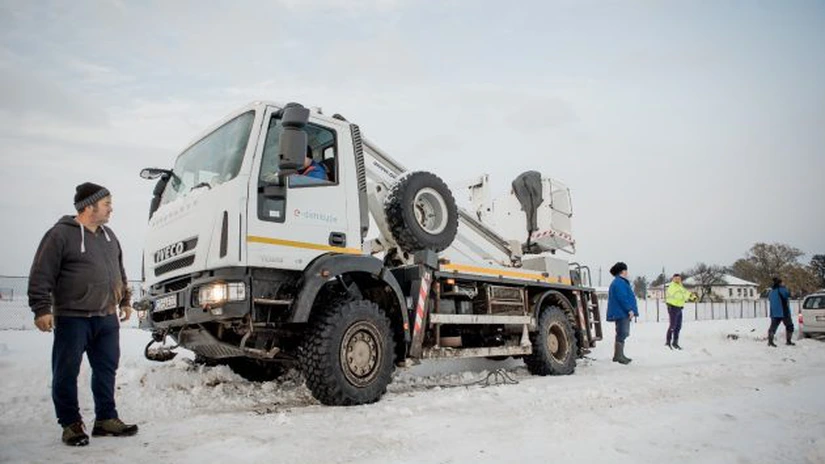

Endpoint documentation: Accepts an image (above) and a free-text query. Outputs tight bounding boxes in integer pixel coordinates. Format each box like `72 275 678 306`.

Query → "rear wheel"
300 300 395 406
524 306 577 376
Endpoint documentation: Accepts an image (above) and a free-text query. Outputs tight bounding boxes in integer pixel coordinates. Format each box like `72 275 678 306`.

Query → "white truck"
135 101 602 405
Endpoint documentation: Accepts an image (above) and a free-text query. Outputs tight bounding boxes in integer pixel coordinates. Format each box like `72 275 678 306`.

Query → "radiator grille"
155 255 195 277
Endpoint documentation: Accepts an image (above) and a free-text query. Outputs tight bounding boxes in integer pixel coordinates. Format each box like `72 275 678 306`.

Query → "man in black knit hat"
28 182 138 446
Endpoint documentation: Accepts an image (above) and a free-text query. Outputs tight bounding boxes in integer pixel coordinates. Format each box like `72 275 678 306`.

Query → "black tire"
227 358 285 382
385 171 458 253
300 300 395 406
524 306 577 376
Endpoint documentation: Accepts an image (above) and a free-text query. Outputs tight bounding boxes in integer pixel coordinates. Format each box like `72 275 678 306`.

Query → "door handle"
329 232 347 247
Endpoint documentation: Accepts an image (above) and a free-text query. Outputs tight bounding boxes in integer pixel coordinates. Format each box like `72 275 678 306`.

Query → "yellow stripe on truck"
441 263 572 285
247 236 362 255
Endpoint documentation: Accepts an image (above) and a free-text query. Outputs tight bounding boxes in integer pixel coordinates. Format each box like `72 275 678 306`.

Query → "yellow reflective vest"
666 282 695 308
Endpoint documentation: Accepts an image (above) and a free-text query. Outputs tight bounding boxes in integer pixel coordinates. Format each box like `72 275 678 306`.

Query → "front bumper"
137 275 250 330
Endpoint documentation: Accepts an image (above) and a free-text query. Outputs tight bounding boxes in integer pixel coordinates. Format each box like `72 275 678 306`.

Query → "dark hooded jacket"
28 215 131 318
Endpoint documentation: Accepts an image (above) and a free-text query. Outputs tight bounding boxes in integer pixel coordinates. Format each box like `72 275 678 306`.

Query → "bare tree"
810 254 825 288
783 265 820 297
730 242 805 292
632 276 648 299
685 263 726 302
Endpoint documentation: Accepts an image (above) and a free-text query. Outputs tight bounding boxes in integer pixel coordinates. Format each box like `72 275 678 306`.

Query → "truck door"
246 107 361 271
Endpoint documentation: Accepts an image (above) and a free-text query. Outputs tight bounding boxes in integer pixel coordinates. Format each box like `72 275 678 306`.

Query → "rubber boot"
786 332 796 346
613 342 631 364
768 332 777 347
672 340 682 350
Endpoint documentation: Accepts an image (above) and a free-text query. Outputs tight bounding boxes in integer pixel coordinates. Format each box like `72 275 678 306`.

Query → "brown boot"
92 418 138 437
61 422 89 446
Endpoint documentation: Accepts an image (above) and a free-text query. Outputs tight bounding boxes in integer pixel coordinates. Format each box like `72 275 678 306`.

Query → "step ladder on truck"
134 101 603 405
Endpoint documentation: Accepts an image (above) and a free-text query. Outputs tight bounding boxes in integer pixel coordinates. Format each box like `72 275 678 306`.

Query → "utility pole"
598 267 602 286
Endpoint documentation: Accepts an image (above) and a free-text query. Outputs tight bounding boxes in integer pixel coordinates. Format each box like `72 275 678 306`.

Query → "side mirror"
277 103 310 174
140 168 172 180
141 168 174 220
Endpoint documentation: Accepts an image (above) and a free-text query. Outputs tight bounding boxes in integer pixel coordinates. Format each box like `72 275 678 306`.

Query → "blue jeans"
52 314 120 426
614 317 631 343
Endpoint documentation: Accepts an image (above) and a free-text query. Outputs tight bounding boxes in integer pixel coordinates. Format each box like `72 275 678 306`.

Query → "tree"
685 263 726 302
632 276 648 299
782 265 820 297
730 242 806 292
650 272 667 287
810 254 825 288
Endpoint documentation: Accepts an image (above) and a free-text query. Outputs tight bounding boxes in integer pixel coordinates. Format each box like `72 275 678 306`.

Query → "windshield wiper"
190 182 212 192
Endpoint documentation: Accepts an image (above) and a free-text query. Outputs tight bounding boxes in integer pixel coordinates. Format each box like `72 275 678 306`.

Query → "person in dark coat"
606 262 638 364
767 277 795 347
28 183 138 446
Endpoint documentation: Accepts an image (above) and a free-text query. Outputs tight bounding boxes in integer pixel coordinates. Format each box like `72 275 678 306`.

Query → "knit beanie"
74 182 111 211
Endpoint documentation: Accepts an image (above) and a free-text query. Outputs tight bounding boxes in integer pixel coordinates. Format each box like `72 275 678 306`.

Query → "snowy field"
1 318 823 464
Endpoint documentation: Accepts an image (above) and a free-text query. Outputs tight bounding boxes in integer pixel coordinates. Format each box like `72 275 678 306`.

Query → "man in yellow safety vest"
666 273 697 349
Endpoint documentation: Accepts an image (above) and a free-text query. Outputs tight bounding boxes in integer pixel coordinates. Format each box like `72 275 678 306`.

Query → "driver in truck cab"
296 145 327 181
262 145 328 185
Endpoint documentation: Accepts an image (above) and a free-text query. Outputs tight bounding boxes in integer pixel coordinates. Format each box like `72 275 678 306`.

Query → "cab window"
259 116 337 187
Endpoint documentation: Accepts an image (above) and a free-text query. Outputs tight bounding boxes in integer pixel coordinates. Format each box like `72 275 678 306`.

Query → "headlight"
198 282 246 307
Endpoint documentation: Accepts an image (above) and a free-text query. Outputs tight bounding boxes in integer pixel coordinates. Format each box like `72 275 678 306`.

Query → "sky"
1 0 823 284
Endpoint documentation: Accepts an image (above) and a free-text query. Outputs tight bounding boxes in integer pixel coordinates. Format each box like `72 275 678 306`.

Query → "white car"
799 291 825 339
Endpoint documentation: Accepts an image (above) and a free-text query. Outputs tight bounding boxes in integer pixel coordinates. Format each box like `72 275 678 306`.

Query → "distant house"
646 275 758 301
594 286 610 301
682 274 758 301
646 285 665 300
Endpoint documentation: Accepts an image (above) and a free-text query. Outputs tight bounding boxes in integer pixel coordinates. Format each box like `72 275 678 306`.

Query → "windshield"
161 111 255 205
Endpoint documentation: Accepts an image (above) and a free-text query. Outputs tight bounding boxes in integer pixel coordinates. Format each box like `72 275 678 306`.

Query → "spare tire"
384 171 458 253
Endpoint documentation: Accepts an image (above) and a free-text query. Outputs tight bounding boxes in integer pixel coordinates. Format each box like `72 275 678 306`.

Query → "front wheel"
300 299 395 406
524 306 577 376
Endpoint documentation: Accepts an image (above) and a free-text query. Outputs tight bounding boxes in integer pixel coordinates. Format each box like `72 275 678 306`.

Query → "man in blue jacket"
290 145 328 185
607 262 638 364
767 277 795 347
28 183 138 446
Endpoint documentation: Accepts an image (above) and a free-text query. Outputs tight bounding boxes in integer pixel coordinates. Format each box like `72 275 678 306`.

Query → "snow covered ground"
1 318 823 464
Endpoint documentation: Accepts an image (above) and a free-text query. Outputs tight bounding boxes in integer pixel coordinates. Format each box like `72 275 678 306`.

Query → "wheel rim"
340 321 383 387
413 187 448 235
546 323 570 362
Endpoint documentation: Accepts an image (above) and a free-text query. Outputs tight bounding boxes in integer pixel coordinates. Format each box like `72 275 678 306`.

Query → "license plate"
154 294 178 312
